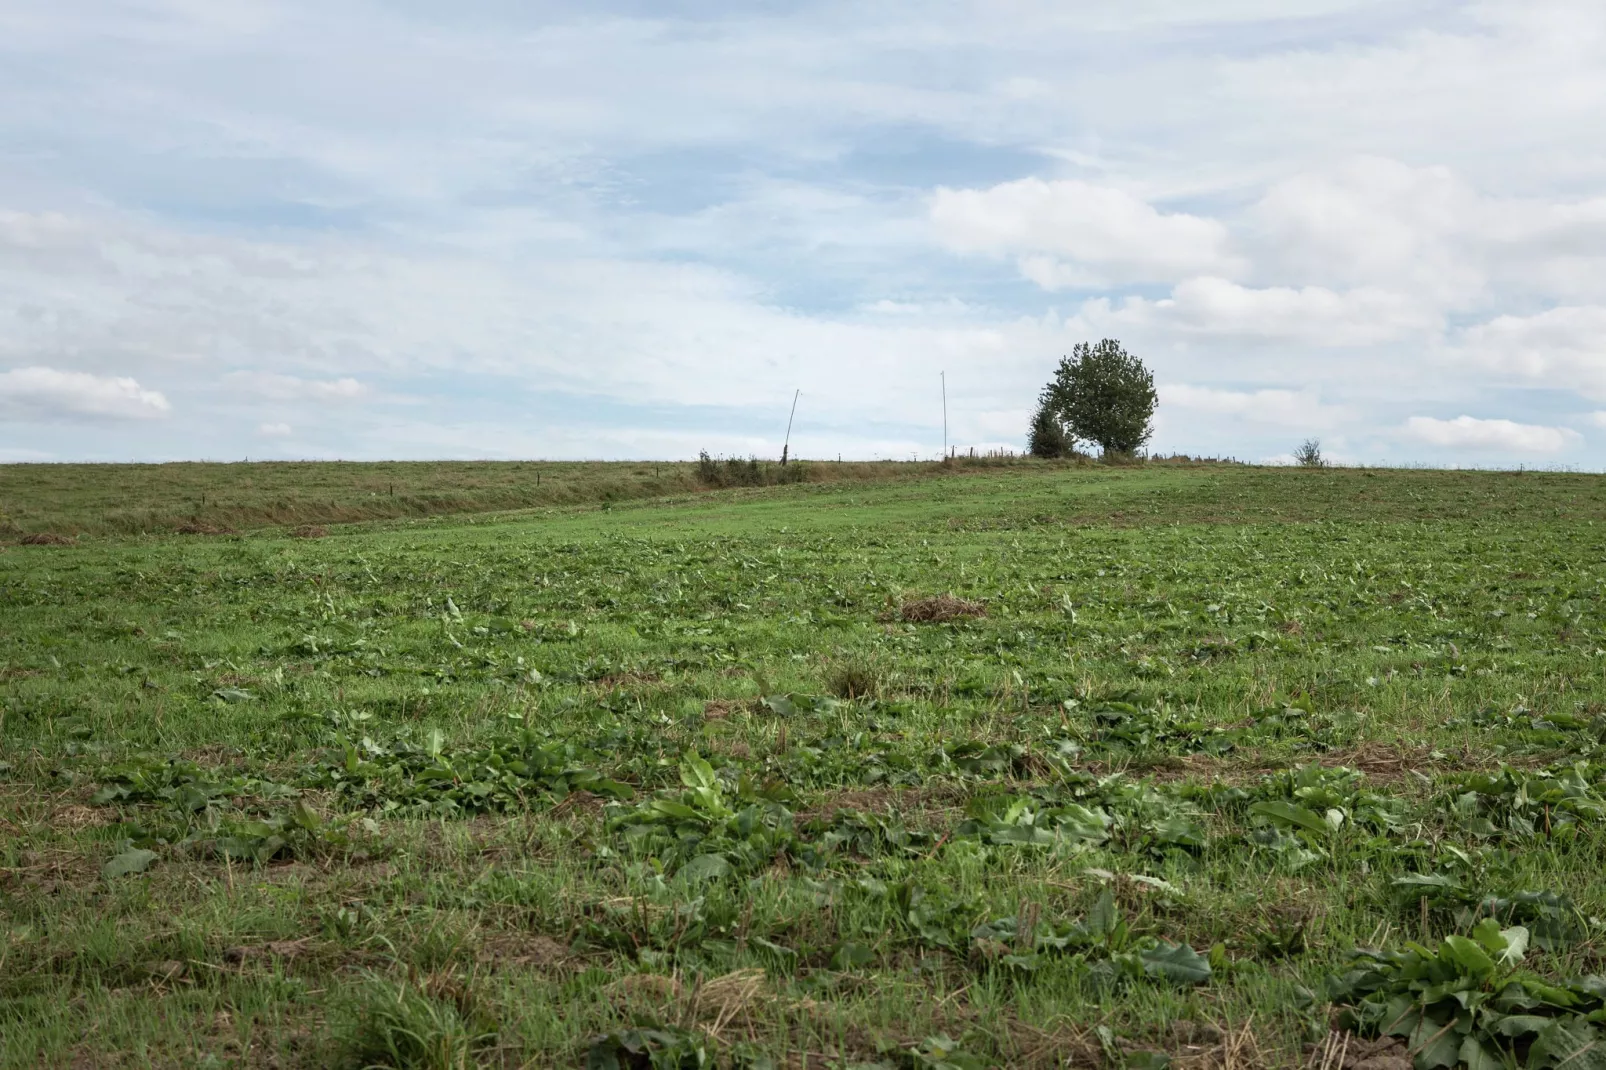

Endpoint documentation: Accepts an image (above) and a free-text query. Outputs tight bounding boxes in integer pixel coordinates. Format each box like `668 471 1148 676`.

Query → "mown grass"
3 464 1606 1068
0 457 986 538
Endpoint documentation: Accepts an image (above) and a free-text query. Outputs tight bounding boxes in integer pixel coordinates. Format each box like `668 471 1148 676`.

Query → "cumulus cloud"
1111 277 1438 345
1456 306 1606 398
0 366 170 421
1161 384 1349 429
1247 157 1606 304
931 179 1240 286
1403 415 1580 453
257 422 292 437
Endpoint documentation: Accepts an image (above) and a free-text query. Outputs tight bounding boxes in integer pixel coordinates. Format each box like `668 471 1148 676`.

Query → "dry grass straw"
899 594 987 623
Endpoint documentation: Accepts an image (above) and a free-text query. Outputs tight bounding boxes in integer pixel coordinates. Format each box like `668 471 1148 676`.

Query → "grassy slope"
2 465 1605 1068
0 458 970 537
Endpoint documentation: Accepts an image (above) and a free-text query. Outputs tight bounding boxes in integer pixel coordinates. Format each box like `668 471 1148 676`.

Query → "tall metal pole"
941 372 948 459
782 388 800 464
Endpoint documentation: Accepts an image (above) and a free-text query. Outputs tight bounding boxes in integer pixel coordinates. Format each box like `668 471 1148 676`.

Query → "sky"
3 1 1606 466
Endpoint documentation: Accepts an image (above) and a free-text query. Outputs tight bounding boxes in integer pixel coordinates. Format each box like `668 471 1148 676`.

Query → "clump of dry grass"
289 524 328 539
900 594 987 623
19 532 76 546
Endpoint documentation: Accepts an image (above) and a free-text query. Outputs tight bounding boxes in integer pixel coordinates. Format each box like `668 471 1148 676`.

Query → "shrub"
695 451 807 488
1294 439 1325 468
1027 395 1073 458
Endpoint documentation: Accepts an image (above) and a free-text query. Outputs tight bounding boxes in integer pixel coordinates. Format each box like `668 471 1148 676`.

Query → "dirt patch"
703 698 753 720
19 532 76 546
899 594 987 623
476 931 573 970
1308 1032 1412 1070
223 937 316 966
289 525 328 539
1319 742 1464 784
795 784 967 826
50 805 113 832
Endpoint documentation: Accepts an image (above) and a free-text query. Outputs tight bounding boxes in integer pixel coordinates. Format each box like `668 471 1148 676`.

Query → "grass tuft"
334 975 496 1070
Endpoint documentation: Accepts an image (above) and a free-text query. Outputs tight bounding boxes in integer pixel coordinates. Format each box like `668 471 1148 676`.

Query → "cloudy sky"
4 1 1606 465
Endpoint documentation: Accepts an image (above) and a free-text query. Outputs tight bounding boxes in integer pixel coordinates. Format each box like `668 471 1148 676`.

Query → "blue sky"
4 0 1606 465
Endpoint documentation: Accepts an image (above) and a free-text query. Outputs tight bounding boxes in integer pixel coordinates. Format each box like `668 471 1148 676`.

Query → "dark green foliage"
586 1026 711 1070
695 451 807 488
1327 921 1606 1069
1045 338 1157 454
1027 394 1073 458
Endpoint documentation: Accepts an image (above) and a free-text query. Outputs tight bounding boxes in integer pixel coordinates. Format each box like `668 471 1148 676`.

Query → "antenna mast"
782 388 800 465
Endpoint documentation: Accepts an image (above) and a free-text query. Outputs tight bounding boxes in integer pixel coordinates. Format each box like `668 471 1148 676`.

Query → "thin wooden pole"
782 389 800 464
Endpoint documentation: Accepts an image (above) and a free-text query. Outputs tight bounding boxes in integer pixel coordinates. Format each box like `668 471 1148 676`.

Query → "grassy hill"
3 463 1605 1067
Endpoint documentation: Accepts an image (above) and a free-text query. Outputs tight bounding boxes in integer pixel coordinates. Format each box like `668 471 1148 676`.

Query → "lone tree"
1046 339 1156 455
1027 391 1072 458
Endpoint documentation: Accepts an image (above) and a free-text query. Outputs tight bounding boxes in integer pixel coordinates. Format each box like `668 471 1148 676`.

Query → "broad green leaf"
1470 917 1507 954
1407 1013 1461 1069
102 847 158 879
1249 800 1330 835
1490 1014 1558 1037
676 853 732 884
1495 926 1530 967
680 753 717 791
1139 940 1211 985
1441 935 1496 976
1088 888 1120 938
1456 1036 1504 1070
1531 1018 1606 1070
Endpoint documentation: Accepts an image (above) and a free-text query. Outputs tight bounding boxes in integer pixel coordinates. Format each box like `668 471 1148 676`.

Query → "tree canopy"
1043 339 1156 455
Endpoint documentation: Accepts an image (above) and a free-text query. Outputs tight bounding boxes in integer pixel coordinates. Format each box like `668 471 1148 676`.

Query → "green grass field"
4 464 1606 1069
0 458 942 538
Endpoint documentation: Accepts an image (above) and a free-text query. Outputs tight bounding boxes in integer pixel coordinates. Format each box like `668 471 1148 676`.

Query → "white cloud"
227 372 368 402
930 179 1239 286
1403 415 1580 454
1457 306 1606 398
257 422 292 437
1113 277 1438 345
1590 412 1606 429
1247 157 1606 305
0 366 170 421
1161 384 1349 429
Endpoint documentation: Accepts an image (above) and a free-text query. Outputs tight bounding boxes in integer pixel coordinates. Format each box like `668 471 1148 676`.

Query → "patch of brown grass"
175 523 239 536
899 594 986 623
476 931 573 971
289 524 328 539
19 532 76 545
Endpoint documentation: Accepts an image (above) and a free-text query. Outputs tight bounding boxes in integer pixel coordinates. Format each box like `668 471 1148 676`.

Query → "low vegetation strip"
3 464 1606 1067
0 456 989 537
